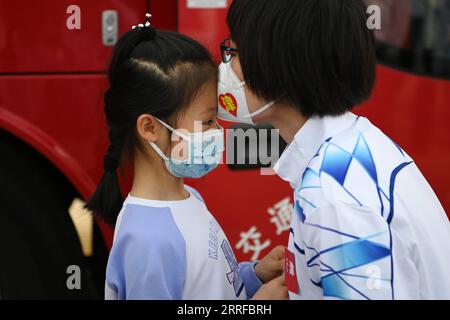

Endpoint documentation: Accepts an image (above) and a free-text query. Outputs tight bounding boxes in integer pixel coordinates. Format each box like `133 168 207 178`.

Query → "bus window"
366 0 450 79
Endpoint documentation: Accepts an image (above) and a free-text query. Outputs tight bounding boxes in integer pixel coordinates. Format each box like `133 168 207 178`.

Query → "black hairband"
104 153 120 172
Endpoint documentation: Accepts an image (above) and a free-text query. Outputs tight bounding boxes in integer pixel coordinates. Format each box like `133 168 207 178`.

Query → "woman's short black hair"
227 0 376 117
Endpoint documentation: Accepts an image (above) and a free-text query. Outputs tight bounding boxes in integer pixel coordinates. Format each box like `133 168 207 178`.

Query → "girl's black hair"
85 26 217 225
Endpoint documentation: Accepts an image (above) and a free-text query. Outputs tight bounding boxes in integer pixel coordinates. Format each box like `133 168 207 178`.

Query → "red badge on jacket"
285 248 300 295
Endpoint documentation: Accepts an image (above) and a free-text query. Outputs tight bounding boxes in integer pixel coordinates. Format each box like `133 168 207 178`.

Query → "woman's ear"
136 114 161 142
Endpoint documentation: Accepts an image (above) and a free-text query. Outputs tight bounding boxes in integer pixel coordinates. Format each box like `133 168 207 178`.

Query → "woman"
218 0 450 300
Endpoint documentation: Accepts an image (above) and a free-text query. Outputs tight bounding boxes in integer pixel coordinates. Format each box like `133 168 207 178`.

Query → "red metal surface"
0 0 147 73
150 0 178 31
178 0 229 61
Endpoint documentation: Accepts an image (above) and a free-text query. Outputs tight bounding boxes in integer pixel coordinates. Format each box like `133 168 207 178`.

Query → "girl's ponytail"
85 159 123 226
85 89 125 225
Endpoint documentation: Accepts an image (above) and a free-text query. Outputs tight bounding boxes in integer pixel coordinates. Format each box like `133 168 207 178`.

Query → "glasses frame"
220 37 239 63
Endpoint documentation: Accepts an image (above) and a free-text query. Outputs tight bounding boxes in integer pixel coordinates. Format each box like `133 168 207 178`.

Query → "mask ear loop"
154 118 190 141
148 141 169 161
225 60 276 119
243 100 276 119
148 117 191 162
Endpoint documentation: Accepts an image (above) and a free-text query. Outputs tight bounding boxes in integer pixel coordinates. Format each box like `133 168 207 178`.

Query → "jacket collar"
274 112 358 189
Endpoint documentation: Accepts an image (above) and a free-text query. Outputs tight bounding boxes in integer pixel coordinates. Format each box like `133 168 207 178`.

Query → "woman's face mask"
217 60 276 125
149 118 225 179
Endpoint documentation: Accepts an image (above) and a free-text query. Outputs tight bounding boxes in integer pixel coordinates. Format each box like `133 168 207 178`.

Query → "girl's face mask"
217 60 276 125
149 118 225 179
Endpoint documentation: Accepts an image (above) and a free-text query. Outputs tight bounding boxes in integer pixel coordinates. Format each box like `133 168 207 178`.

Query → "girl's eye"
204 120 215 126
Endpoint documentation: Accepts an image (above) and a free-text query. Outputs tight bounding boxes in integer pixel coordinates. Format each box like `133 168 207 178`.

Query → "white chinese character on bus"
236 226 271 261
267 197 293 235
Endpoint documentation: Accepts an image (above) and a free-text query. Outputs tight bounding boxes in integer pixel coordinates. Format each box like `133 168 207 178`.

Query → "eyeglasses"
220 37 239 63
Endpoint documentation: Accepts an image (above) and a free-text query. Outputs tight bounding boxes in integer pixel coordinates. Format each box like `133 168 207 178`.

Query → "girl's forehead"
182 104 217 122
185 84 218 112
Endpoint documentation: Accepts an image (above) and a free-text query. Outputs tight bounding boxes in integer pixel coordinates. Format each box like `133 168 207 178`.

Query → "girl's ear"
136 114 162 142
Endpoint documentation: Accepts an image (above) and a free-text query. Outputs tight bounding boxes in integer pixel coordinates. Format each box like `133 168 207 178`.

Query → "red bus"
0 0 448 299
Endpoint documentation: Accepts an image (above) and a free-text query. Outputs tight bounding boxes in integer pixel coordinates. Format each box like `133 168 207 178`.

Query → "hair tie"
104 153 120 172
131 13 156 40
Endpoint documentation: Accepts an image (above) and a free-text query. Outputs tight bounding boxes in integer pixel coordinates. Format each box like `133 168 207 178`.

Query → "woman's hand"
254 245 285 283
253 275 289 300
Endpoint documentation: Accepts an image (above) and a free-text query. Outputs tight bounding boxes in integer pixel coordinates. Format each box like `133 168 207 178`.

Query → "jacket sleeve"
239 261 263 299
301 201 394 300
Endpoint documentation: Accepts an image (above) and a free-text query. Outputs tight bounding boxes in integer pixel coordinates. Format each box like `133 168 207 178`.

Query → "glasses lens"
221 49 227 63
221 39 233 63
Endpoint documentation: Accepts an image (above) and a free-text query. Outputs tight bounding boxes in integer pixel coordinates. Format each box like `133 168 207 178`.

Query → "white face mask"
217 61 276 125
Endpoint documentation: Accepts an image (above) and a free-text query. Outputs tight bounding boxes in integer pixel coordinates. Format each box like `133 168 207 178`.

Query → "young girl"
86 15 286 300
